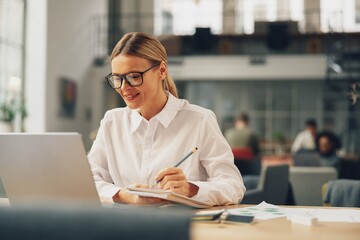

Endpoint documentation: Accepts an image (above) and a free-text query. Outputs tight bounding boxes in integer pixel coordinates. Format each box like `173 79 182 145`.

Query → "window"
154 0 222 35
183 80 358 155
154 0 360 35
356 0 360 24
0 0 25 103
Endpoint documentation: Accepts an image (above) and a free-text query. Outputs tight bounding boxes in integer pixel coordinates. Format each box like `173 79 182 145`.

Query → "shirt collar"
130 109 143 134
129 91 182 134
155 92 181 128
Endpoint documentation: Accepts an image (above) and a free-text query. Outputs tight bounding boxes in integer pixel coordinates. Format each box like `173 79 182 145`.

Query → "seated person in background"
87 32 245 207
291 119 317 155
225 112 260 159
315 130 342 172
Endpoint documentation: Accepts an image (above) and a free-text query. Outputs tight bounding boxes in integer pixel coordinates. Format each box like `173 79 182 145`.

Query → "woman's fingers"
155 167 182 182
159 173 185 186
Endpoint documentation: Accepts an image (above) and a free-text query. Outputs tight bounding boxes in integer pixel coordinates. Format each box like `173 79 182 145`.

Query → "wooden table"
191 205 360 240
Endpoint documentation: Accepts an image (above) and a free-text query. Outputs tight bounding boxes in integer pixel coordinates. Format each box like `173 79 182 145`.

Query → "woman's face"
111 54 166 115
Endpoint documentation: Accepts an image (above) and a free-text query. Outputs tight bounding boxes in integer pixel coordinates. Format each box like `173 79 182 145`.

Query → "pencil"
174 147 198 167
152 147 198 187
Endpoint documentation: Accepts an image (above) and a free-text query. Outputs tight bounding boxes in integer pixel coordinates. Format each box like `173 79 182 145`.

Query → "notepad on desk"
192 209 225 222
125 187 212 209
192 209 254 224
222 213 254 224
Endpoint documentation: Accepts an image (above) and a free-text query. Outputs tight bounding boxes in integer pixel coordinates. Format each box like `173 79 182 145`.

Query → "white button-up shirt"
88 92 245 206
291 129 316 154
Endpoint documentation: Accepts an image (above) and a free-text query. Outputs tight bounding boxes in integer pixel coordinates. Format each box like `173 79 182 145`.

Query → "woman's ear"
158 61 167 80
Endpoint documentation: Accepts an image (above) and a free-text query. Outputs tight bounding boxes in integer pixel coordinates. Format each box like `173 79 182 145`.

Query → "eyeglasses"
105 63 160 89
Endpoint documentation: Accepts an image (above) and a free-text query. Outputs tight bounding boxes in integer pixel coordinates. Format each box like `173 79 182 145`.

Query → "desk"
261 155 293 166
191 205 360 240
2 199 359 240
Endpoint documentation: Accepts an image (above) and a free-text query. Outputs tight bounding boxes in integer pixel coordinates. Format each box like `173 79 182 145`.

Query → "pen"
152 147 198 187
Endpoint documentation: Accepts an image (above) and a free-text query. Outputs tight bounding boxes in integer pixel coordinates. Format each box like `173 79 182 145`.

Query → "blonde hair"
110 32 178 98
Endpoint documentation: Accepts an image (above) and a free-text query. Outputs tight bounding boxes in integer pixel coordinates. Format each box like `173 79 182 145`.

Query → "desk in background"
261 154 293 166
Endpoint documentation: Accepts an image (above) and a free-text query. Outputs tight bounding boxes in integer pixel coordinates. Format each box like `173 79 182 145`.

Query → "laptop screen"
0 133 101 207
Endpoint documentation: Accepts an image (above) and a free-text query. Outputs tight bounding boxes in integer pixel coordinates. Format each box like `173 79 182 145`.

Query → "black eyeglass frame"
105 63 161 89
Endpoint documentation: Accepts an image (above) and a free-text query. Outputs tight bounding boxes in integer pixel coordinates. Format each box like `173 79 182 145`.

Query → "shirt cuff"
98 185 122 204
188 181 212 204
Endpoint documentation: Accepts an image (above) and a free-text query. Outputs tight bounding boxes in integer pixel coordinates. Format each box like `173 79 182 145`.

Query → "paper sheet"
229 202 360 223
228 202 287 220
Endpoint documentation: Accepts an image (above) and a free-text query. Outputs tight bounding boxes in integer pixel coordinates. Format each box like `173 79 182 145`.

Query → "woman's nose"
120 79 132 90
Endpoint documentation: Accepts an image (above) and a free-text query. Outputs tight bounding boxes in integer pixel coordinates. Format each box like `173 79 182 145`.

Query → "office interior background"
0 0 359 160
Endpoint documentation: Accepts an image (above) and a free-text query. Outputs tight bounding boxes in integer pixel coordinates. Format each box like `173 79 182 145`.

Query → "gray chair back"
323 179 360 207
0 204 191 240
289 166 337 206
259 164 289 205
241 164 289 205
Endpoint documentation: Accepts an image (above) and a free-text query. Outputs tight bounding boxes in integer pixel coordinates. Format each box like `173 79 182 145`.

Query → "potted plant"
0 99 27 132
273 130 286 156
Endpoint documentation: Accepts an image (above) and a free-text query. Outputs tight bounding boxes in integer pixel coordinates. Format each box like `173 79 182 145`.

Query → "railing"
90 8 358 62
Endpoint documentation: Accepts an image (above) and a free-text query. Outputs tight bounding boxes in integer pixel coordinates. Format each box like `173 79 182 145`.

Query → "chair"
241 164 289 205
232 147 261 176
232 147 255 160
289 166 337 206
0 204 191 240
323 179 360 207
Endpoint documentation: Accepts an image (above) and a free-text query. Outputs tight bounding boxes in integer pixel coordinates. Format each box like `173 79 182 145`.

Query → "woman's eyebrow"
112 69 143 75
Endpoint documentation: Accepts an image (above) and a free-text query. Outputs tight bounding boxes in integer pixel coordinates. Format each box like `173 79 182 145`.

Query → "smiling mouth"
124 93 140 100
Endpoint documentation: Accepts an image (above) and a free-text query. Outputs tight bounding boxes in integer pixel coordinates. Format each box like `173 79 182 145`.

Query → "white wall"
25 0 107 149
24 0 48 132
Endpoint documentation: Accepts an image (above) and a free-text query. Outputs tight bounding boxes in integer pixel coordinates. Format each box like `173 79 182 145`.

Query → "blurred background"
0 0 359 161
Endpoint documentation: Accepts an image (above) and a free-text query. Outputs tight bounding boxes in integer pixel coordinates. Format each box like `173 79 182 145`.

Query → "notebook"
0 133 101 207
125 187 212 208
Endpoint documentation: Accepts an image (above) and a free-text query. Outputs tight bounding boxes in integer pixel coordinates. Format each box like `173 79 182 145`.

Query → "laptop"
0 133 101 207
293 149 321 167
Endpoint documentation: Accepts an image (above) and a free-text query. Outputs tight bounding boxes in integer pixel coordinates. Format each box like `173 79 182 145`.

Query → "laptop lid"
0 133 101 207
293 150 321 167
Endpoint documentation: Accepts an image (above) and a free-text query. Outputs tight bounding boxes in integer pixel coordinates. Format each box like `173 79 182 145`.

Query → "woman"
88 32 245 206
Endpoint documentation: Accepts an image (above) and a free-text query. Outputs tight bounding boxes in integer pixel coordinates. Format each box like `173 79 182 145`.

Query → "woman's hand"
154 167 199 197
112 184 170 205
